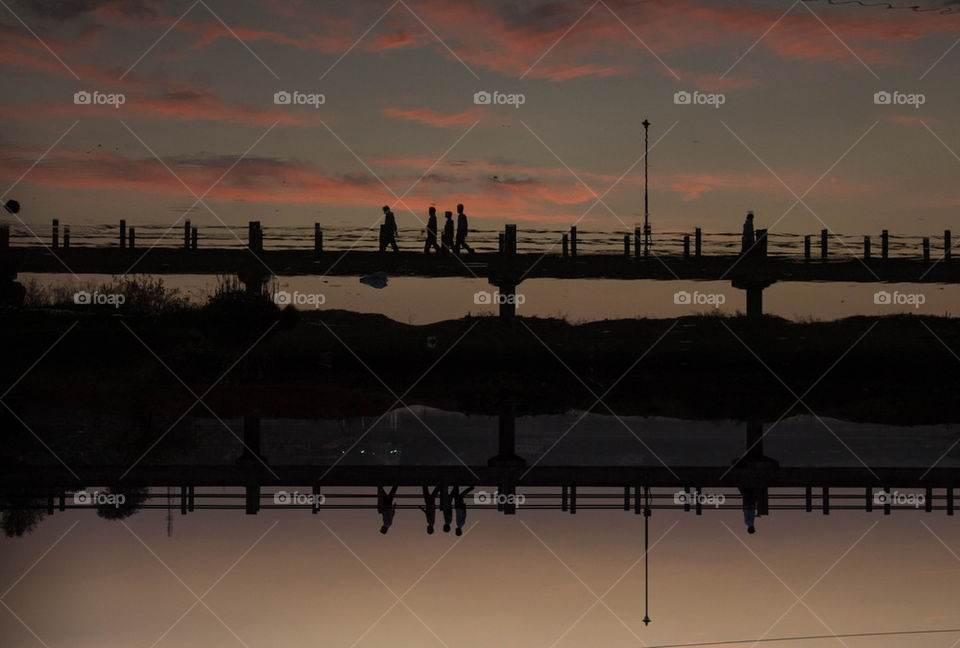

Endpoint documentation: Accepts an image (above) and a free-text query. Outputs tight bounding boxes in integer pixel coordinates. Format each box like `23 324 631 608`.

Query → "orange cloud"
382 106 483 128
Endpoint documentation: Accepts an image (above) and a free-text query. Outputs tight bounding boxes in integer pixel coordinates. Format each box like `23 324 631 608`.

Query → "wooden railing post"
569 226 577 259
52 219 59 249
864 235 870 261
820 229 828 261
504 224 517 256
119 219 126 249
881 229 889 260
695 227 702 258
804 235 811 262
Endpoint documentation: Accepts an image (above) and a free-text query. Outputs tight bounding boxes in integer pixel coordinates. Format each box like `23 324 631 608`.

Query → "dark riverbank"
2 300 958 424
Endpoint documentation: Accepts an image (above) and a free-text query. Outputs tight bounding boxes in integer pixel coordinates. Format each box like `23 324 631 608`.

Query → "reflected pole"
643 485 651 626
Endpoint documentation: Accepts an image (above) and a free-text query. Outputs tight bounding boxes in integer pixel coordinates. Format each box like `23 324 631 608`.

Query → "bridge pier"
732 278 775 319
488 404 525 514
236 416 267 465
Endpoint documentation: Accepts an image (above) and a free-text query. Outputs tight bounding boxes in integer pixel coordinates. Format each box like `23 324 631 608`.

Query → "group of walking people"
379 203 475 255
377 485 474 535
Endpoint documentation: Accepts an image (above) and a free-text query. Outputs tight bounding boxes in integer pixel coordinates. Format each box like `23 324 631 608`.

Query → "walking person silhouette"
741 211 755 256
441 211 455 254
453 203 475 255
423 207 441 254
377 485 398 534
380 206 399 253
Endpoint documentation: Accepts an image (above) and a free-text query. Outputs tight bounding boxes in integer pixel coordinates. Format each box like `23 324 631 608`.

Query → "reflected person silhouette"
739 486 759 534
419 485 440 534
452 486 474 536
377 485 397 534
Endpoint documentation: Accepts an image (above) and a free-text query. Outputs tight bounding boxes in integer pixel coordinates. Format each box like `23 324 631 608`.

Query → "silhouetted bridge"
3 221 958 316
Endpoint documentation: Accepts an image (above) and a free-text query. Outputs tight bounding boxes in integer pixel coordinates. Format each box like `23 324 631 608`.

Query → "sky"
1 0 960 242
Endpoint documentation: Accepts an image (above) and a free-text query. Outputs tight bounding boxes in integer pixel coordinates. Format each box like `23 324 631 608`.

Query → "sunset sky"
2 0 960 239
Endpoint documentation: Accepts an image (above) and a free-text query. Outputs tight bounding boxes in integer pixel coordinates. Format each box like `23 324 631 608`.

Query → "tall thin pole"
642 119 650 257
